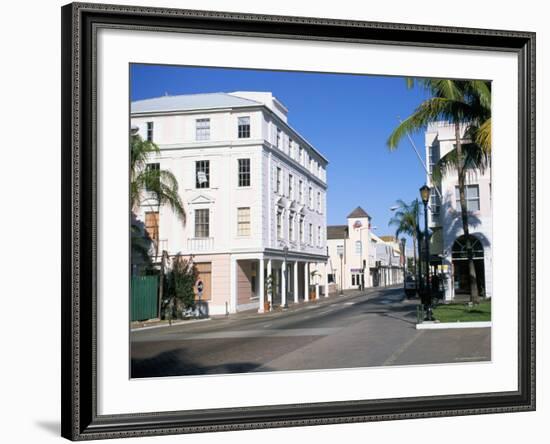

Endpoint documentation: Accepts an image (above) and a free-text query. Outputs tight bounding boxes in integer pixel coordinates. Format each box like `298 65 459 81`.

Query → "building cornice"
131 102 329 165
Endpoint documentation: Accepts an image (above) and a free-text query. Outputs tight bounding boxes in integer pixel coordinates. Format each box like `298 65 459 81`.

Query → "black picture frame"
61 2 536 440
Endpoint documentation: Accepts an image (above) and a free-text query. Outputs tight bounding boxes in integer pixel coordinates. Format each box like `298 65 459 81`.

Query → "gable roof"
346 206 370 219
327 225 349 240
131 92 263 114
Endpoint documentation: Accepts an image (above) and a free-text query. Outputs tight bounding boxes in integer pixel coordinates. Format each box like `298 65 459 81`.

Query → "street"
130 286 491 378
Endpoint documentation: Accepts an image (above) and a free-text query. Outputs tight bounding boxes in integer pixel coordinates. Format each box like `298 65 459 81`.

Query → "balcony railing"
187 237 214 252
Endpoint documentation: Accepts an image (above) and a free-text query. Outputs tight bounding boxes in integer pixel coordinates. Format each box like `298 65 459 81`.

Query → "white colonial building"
131 91 329 315
425 121 492 301
326 207 403 293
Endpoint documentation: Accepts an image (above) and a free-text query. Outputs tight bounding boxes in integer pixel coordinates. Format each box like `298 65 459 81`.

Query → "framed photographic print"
61 2 536 440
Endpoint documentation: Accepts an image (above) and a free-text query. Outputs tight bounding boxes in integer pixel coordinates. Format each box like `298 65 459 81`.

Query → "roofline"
130 100 329 165
272 96 289 113
130 103 261 118
263 106 328 164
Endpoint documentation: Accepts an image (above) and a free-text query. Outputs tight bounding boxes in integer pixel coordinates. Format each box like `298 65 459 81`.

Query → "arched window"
452 235 484 260
355 240 362 255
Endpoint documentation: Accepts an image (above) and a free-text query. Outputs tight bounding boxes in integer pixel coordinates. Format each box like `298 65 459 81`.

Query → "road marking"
263 323 272 328
343 302 356 306
382 330 425 366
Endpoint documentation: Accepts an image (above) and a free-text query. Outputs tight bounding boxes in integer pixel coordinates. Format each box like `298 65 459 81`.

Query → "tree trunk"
455 123 480 304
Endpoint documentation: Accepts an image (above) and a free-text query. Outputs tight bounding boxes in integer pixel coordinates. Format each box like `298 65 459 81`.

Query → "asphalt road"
130 286 491 378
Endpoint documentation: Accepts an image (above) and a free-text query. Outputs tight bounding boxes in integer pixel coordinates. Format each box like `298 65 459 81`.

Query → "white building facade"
326 207 403 293
425 121 492 301
131 92 329 315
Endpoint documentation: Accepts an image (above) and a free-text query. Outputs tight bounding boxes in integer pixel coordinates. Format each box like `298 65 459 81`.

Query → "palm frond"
432 142 489 183
475 117 491 154
388 97 472 149
130 133 186 225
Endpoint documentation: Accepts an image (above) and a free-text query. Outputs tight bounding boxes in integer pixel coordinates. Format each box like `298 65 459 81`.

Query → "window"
145 163 159 192
237 207 251 236
317 191 321 213
328 274 335 284
288 174 293 199
309 186 313 209
288 137 293 157
144 211 159 243
238 158 251 187
299 146 303 164
196 118 210 141
351 273 363 287
428 145 440 175
318 225 321 246
194 209 209 238
430 187 441 219
276 167 282 194
309 223 313 245
299 180 303 204
195 160 210 188
455 185 480 211
238 116 250 138
276 128 282 148
146 121 153 142
277 210 283 239
289 213 295 241
355 240 362 255
300 217 304 243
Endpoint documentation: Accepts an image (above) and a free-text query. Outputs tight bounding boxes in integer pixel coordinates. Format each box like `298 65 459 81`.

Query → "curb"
131 318 211 332
416 321 492 330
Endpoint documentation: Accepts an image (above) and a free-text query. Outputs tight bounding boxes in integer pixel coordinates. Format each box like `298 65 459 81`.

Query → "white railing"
187 237 214 252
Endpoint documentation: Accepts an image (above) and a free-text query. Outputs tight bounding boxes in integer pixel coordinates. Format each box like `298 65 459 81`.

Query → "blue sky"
131 64 431 239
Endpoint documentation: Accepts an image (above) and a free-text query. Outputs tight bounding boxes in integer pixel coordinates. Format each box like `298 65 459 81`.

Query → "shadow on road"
131 347 274 378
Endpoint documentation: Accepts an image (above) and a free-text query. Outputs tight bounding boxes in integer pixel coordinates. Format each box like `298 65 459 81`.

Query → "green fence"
131 275 159 321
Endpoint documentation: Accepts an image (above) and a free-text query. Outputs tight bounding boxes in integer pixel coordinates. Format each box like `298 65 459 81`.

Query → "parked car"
404 275 417 298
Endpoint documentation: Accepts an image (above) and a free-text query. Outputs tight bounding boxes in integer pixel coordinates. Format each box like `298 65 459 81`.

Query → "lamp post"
400 237 406 283
413 199 422 298
337 245 344 295
419 184 433 321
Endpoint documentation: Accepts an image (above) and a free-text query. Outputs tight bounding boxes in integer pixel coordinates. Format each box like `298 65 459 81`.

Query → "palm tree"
131 133 185 261
387 79 491 304
389 199 419 276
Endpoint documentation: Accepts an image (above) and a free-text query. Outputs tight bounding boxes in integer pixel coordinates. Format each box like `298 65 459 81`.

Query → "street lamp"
337 245 344 295
400 237 407 282
419 184 434 321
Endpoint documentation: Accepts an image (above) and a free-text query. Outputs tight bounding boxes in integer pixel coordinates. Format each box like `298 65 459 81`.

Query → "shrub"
166 254 198 317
